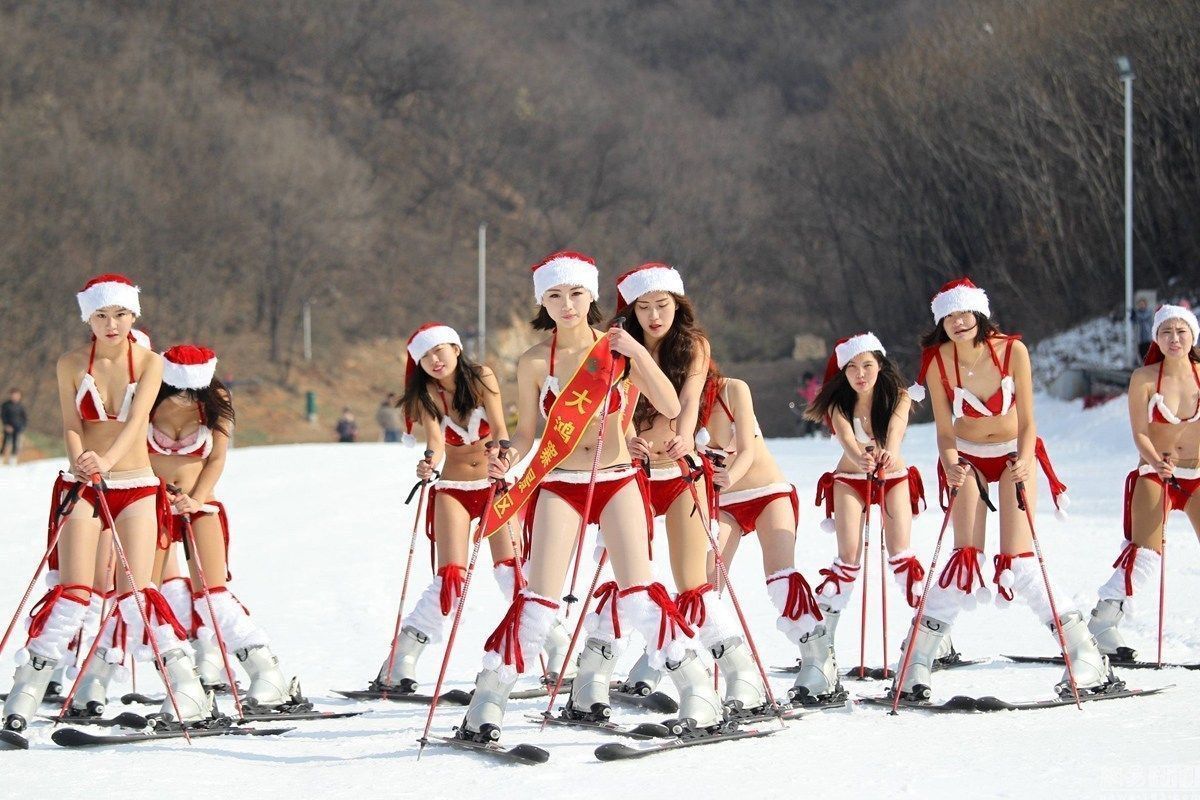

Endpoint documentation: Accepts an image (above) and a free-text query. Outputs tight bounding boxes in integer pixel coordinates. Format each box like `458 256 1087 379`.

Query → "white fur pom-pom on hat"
819 517 837 533
1054 493 1070 521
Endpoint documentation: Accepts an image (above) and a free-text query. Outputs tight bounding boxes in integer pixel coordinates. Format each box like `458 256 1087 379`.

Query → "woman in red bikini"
454 252 724 744
144 345 297 710
3 275 209 733
1089 305 1200 659
371 324 572 693
799 333 929 702
612 263 769 717
900 277 1118 700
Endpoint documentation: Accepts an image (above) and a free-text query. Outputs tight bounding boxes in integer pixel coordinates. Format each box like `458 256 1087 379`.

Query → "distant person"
1132 298 1154 361
1 388 27 465
336 407 358 443
376 392 402 442
797 371 822 436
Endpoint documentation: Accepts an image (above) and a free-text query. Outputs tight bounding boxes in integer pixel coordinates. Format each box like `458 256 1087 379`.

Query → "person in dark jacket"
1 388 26 465
335 407 358 443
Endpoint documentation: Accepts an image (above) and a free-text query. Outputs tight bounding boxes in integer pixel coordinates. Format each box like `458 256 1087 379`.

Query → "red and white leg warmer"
481 588 560 682
674 584 740 651
1097 542 1160 603
194 587 269 652
994 553 1077 624
492 557 523 601
765 569 822 643
17 587 90 663
96 589 191 663
402 565 467 645
814 558 861 613
921 547 990 624
887 550 926 609
160 577 196 639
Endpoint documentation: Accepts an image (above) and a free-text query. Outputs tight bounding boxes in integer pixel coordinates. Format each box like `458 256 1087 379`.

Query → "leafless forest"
1 0 1196 438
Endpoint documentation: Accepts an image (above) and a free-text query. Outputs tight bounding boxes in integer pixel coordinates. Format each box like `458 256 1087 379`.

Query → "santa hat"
930 277 990 323
161 345 218 390
615 263 686 310
130 329 152 349
402 323 463 446
77 273 141 322
907 347 940 403
1153 304 1199 344
531 251 599 304
823 332 886 384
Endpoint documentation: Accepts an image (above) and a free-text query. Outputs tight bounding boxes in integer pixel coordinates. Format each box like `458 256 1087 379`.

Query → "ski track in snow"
1 396 1197 799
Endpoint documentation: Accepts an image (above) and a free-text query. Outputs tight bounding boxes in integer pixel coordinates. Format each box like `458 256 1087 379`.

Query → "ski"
0 692 65 705
0 730 29 750
735 698 850 725
51 724 295 748
858 685 1172 713
331 688 472 705
237 709 368 723
524 712 670 740
773 657 985 676
120 685 238 705
511 681 572 701
594 727 776 761
609 684 679 714
1003 654 1200 671
425 734 549 765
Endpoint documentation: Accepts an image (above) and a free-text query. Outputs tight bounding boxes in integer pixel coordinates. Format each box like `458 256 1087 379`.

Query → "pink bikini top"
1149 360 1200 425
148 403 214 458
76 337 138 422
932 336 1017 421
539 330 624 420
436 387 490 447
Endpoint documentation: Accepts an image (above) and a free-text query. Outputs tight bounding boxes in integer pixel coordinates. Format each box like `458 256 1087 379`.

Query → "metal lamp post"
1116 56 1135 367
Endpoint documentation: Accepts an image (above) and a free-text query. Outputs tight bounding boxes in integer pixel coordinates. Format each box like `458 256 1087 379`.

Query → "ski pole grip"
88 473 103 488
1162 452 1182 490
611 316 626 330
423 449 434 460
1006 451 1027 510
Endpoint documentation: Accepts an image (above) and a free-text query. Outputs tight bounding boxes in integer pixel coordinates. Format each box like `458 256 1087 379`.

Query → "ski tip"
595 742 639 762
630 722 672 739
113 712 149 729
439 689 473 706
943 695 978 711
646 692 679 714
509 743 550 764
51 728 95 748
973 696 1013 711
0 730 30 750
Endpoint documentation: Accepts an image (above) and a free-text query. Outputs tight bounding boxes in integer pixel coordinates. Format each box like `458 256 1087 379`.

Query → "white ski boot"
70 648 120 716
156 647 213 724
1088 599 1136 662
563 637 617 721
193 636 227 687
789 606 844 705
617 650 664 698
663 651 725 735
47 659 71 698
895 615 949 701
458 668 518 742
712 637 766 716
1054 612 1121 696
237 645 296 708
3 655 58 732
374 626 430 694
542 620 576 684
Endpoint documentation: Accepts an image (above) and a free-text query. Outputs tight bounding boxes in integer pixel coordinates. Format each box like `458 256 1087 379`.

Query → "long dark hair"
919 311 1002 349
151 380 235 437
402 347 491 424
531 302 603 331
613 293 710 433
804 351 907 446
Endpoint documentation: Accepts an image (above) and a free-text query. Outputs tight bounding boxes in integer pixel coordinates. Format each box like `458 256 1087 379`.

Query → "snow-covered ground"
1030 315 1128 389
1 395 1197 799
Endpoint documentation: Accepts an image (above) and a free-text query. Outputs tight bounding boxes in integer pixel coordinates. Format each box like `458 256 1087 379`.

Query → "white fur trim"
162 358 217 390
765 569 820 644
403 576 450 644
544 466 637 485
954 438 1018 458
60 470 160 489
1098 546 1160 601
1139 464 1200 480
835 333 886 369
1153 304 1199 343
931 284 989 322
493 563 517 600
481 589 560 681
718 482 792 506
533 256 599 304
77 280 141 321
407 325 462 361
617 266 685 305
907 383 927 402
195 590 269 652
620 589 693 670
691 593 739 650
435 478 492 491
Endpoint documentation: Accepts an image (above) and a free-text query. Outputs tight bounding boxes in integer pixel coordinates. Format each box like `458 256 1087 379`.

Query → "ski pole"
1009 452 1082 711
539 550 609 731
678 455 781 714
1157 453 1181 670
876 463 890 679
890 460 964 715
417 463 501 759
382 449 436 697
177 505 244 720
858 446 875 679
563 318 625 615
0 482 84 659
63 477 194 741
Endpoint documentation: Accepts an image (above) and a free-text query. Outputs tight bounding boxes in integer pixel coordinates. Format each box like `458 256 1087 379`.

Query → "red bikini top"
76 336 138 422
695 376 759 446
436 387 491 446
539 330 623 420
1149 360 1200 425
931 336 1018 420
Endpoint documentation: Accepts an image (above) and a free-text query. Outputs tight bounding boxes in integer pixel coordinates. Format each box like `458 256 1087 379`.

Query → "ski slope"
1 395 1196 799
